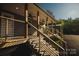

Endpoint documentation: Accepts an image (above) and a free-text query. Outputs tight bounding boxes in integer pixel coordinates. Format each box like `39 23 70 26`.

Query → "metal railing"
0 16 25 47
0 16 25 23
0 16 65 54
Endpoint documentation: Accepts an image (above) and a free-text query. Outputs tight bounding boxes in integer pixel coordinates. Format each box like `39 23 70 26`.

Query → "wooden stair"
29 36 59 56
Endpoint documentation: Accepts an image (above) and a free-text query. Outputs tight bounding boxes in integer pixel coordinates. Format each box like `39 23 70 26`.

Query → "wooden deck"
0 36 28 49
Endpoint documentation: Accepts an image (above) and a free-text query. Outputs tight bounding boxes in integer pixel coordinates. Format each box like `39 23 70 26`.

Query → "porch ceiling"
1 3 25 16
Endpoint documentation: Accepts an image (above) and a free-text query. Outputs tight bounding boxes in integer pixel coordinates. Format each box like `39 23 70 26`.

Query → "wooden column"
54 23 56 34
37 11 41 52
5 19 7 41
46 17 48 26
37 11 39 36
25 4 28 40
6 19 8 36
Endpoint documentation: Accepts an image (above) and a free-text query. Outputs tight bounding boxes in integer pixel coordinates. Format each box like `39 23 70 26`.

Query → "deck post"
5 19 7 41
5 19 9 41
46 17 48 26
25 4 28 40
6 19 8 36
37 11 39 36
37 11 41 53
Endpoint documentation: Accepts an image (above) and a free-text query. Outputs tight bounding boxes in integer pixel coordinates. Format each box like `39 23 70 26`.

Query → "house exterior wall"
0 10 25 36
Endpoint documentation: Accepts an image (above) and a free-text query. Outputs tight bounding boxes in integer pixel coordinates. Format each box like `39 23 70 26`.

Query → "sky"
38 3 79 20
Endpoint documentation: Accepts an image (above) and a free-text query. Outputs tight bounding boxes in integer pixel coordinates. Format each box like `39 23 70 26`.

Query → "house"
0 3 66 56
0 3 56 36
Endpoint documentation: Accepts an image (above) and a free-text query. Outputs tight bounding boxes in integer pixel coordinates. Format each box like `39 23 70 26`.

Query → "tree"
62 18 79 35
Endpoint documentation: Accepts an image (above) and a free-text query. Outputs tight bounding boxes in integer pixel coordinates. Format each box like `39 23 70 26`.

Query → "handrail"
27 22 65 51
0 16 25 23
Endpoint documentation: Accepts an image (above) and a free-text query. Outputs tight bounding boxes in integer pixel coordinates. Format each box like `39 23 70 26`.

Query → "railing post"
37 11 41 53
39 34 41 53
5 19 7 42
45 17 48 35
37 11 39 37
6 19 8 36
25 4 28 40
54 23 56 34
46 17 48 26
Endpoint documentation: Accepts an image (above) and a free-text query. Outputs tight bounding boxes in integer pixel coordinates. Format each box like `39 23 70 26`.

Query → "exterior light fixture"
16 7 19 10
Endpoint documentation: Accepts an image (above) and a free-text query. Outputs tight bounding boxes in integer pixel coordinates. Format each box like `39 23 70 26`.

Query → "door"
1 12 14 37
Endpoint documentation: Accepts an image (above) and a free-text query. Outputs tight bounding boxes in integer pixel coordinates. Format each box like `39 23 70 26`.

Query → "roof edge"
33 3 57 23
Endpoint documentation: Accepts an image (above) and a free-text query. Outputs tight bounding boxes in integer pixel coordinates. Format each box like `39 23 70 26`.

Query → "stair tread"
29 36 59 56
